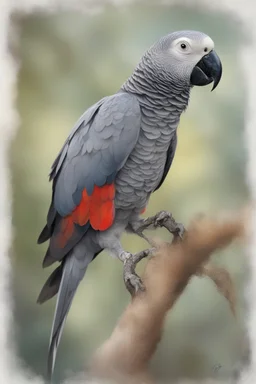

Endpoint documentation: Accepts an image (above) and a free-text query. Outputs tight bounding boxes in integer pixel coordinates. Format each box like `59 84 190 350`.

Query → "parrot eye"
174 39 192 54
204 47 208 52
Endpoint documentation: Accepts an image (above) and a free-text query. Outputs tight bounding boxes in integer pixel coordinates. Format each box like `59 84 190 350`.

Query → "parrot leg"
103 211 185 296
99 234 150 295
129 210 186 243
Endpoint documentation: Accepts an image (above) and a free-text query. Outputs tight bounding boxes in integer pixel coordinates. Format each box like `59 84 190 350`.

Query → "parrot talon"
151 211 186 242
124 273 145 296
170 223 186 244
122 248 155 296
176 223 186 239
154 210 172 227
131 211 186 243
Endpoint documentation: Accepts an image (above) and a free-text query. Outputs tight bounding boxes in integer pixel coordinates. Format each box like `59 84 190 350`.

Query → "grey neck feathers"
121 52 191 116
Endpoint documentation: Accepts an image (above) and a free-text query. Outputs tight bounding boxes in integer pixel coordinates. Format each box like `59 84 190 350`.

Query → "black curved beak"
190 50 222 91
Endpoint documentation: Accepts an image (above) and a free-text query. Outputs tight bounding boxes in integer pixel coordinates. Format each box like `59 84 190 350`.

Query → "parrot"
37 30 222 380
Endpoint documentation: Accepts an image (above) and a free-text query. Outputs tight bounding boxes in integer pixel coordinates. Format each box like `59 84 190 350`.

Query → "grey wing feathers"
53 92 141 217
154 132 177 191
38 98 108 244
38 91 141 250
49 97 109 181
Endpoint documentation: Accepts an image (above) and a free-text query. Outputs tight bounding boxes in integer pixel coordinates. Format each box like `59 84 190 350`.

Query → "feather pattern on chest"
114 65 190 210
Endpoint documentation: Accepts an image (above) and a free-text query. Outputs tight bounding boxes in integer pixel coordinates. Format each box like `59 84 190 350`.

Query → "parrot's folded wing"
38 92 141 267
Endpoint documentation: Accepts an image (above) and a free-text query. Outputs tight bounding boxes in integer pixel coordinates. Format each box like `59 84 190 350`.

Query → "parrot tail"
42 252 91 382
37 264 63 304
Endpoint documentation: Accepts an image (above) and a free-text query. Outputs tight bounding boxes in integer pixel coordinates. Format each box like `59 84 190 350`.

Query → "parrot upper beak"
190 50 222 91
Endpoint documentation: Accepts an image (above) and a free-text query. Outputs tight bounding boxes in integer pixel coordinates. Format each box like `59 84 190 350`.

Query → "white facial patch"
201 36 215 53
175 37 192 45
173 37 193 51
172 34 215 56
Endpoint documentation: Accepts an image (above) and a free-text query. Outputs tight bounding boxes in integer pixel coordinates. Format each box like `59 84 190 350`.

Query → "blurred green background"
11 4 248 383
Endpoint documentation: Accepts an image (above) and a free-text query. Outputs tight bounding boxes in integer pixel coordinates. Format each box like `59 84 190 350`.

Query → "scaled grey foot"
119 249 155 296
128 210 186 243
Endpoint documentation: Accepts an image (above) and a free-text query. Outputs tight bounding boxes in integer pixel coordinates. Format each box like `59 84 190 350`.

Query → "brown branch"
198 264 236 316
90 209 247 384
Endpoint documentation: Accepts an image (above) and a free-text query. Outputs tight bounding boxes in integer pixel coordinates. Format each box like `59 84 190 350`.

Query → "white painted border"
1 0 255 382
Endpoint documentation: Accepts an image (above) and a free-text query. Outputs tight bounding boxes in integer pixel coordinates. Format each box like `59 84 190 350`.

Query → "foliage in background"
11 5 247 383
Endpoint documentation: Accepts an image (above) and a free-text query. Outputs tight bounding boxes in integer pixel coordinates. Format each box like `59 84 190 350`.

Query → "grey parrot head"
148 30 222 91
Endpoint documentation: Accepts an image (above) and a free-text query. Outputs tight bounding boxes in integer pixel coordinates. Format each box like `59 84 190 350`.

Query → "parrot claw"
131 210 186 243
154 210 172 227
173 222 186 240
122 248 155 296
124 273 145 296
151 210 186 241
153 210 183 233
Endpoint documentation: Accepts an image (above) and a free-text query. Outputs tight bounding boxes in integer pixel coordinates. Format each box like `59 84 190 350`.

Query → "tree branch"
91 209 247 384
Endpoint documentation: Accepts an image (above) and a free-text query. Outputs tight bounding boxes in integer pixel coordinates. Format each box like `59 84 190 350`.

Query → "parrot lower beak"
190 50 222 91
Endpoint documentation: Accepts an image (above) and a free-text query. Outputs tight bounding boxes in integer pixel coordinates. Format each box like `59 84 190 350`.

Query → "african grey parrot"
37 30 222 380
